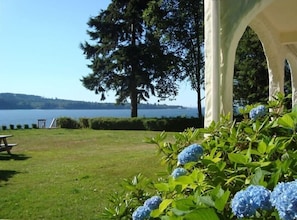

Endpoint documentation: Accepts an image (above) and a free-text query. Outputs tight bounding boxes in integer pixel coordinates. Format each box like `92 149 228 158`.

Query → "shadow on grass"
0 154 31 161
0 170 21 186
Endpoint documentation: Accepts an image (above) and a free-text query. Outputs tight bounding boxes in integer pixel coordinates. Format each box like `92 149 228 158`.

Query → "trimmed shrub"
56 117 80 129
143 118 167 131
164 117 200 131
113 118 145 130
9 124 14 130
32 124 37 129
90 117 202 131
48 117 203 131
79 118 90 128
2 125 7 130
24 124 29 129
16 124 22 129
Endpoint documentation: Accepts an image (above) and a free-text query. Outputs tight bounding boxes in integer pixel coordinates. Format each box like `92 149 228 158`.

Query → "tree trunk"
196 50 203 119
130 76 138 117
130 22 138 118
196 87 204 127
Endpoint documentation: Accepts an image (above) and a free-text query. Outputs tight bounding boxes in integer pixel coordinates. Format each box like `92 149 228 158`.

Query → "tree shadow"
0 154 31 161
0 170 21 186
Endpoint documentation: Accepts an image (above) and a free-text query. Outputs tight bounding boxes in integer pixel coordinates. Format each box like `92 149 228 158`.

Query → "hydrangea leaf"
154 183 170 192
171 208 191 216
251 167 265 185
184 208 219 220
158 199 173 213
199 196 215 207
150 208 162 218
174 198 195 211
175 176 194 185
214 189 230 211
257 140 267 154
228 153 248 164
278 114 294 128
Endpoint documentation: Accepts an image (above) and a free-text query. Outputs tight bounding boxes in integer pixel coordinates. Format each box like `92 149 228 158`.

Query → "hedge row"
56 117 203 131
1 124 38 130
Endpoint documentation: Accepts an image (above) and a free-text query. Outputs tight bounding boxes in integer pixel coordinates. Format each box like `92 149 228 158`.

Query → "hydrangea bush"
102 94 297 219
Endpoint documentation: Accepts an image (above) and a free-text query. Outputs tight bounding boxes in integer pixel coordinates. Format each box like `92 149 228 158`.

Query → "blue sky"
0 0 197 107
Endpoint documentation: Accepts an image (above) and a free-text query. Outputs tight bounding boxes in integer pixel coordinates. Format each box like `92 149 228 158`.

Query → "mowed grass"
0 129 171 219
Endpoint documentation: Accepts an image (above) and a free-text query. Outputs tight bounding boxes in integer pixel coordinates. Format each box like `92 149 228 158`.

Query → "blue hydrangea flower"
144 196 162 210
177 143 203 165
231 190 255 218
249 105 266 120
270 180 297 220
132 205 151 220
171 168 187 179
231 185 271 218
245 185 272 210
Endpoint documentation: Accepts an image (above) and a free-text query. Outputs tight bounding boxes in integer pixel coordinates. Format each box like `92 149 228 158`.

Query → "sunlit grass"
0 129 171 219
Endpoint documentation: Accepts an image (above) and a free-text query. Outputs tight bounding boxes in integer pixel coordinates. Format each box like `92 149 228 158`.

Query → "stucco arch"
204 0 297 127
249 14 285 105
219 0 275 117
285 46 297 105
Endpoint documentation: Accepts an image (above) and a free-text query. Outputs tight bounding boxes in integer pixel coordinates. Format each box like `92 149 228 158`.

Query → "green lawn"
0 129 170 219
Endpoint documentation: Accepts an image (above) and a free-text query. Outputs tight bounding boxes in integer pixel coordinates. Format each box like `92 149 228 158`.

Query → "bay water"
0 108 198 127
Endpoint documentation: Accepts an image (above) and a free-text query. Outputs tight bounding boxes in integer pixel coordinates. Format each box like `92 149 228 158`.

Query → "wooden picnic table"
0 134 17 154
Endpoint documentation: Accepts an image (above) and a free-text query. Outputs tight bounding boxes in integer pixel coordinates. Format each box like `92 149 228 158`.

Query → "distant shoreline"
0 107 191 110
0 108 199 126
0 93 187 110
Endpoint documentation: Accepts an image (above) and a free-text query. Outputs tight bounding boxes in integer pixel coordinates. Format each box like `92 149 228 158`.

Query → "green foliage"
56 117 81 129
144 0 205 118
234 27 269 106
235 28 292 110
143 118 168 131
2 125 7 130
55 116 202 131
102 174 155 219
103 94 297 219
78 118 90 128
80 0 182 117
90 118 145 130
89 117 201 131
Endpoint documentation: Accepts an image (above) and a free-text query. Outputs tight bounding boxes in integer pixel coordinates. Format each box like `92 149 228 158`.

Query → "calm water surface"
0 108 198 127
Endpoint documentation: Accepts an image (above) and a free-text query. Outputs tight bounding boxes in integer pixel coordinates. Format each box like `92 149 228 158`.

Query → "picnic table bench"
0 135 17 154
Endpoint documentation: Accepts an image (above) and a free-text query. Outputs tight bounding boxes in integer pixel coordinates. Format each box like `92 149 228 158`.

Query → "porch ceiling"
262 0 297 45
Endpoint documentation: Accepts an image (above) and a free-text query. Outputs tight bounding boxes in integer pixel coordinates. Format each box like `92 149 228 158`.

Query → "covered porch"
204 0 297 126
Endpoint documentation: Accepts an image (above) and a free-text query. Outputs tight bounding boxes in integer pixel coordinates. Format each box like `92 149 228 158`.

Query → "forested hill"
0 93 183 110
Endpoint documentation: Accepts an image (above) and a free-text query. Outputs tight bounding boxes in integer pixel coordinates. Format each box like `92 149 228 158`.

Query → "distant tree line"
0 93 182 109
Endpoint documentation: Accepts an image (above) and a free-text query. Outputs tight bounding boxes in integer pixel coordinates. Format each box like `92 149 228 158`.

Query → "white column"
204 0 220 127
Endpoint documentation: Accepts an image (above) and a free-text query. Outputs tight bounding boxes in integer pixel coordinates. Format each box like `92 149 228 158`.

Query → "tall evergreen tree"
234 27 269 106
234 27 292 109
145 0 204 118
80 0 181 117
284 59 292 109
